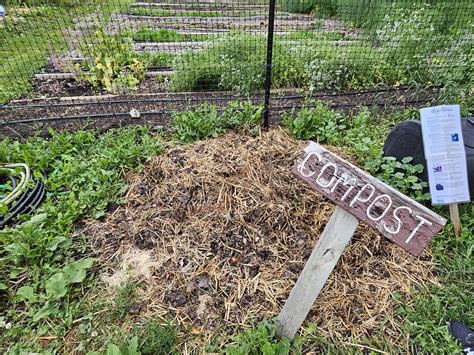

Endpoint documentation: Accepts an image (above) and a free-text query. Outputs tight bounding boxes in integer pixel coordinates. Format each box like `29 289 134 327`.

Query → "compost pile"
85 129 437 342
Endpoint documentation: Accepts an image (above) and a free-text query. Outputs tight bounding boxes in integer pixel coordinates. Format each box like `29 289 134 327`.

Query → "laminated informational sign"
420 105 471 205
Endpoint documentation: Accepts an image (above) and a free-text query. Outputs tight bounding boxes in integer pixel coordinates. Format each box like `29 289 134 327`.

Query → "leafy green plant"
171 34 308 95
282 101 345 144
172 101 263 142
87 336 140 355
172 103 222 143
224 320 293 355
377 156 430 202
76 30 148 94
220 101 263 130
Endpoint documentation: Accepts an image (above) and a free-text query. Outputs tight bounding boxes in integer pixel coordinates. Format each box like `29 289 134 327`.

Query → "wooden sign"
293 142 447 256
276 142 447 340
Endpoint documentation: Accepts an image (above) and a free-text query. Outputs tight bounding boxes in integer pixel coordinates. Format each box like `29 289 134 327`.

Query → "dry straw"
85 128 437 347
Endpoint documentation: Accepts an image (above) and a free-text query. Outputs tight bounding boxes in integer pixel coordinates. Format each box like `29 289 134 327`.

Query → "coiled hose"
0 163 46 229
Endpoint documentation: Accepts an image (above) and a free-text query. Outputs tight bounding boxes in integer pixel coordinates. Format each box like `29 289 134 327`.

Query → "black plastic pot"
383 117 474 198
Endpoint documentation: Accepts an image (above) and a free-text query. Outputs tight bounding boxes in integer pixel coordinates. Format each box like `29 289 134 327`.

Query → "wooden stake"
276 206 359 340
449 203 461 237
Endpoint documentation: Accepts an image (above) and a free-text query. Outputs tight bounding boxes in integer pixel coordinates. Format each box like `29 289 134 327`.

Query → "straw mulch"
85 128 437 345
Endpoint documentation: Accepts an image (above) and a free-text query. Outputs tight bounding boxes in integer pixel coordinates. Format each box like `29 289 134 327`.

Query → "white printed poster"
420 105 471 205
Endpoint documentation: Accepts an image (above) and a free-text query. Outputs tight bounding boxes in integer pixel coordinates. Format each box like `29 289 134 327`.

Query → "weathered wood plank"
449 203 461 236
34 70 172 81
276 206 359 339
293 142 447 256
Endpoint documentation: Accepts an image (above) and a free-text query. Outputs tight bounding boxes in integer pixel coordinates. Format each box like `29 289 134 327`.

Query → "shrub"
376 5 442 72
306 43 400 90
171 34 266 94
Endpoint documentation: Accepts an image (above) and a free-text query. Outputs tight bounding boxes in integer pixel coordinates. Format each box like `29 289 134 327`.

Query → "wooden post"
276 206 359 340
449 203 461 236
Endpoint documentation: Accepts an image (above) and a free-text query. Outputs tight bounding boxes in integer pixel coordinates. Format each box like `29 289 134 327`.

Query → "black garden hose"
0 164 46 229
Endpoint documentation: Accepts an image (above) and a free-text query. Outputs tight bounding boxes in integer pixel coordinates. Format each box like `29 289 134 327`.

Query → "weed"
172 103 222 143
224 320 294 355
112 283 139 320
378 157 430 202
172 101 263 142
220 101 263 130
137 319 178 355
282 102 345 144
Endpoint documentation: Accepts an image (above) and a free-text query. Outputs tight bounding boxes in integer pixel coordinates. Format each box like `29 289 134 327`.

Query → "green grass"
133 28 212 43
398 203 474 352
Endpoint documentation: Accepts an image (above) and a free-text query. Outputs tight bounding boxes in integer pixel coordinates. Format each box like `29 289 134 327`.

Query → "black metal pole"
263 0 277 129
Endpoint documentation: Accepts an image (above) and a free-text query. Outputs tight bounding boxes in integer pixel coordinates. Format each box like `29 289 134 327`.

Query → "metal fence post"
263 0 277 129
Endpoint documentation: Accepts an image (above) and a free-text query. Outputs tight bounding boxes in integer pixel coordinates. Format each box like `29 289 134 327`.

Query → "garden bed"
83 129 437 348
0 84 438 139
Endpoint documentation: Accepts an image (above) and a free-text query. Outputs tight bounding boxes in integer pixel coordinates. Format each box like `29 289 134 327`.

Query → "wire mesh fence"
0 0 473 135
